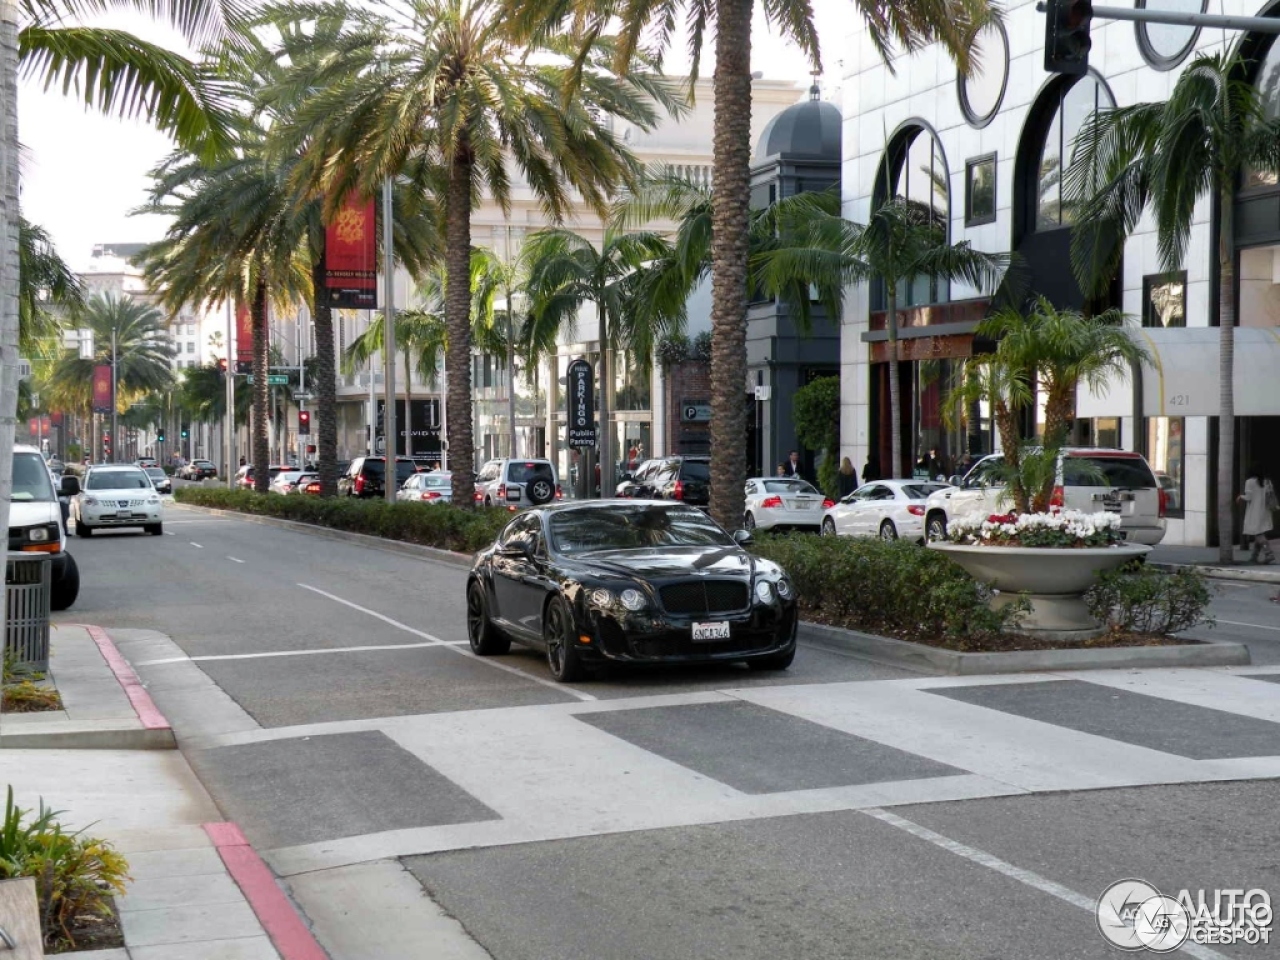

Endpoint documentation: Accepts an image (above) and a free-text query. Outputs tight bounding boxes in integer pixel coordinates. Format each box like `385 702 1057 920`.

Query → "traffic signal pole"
1039 1 1280 35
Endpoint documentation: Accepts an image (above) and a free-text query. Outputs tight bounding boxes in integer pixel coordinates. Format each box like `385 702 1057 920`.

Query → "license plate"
116 510 131 520
506 488 521 502
691 621 731 642
789 500 816 510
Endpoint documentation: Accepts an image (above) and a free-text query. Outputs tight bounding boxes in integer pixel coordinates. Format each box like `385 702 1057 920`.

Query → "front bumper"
80 502 162 526
577 602 798 664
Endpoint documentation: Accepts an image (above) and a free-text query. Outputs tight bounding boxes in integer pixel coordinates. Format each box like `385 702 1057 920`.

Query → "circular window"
957 22 1009 128
1136 0 1205 70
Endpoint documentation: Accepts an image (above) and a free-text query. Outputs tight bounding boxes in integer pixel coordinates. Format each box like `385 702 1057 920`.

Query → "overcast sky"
19 4 849 270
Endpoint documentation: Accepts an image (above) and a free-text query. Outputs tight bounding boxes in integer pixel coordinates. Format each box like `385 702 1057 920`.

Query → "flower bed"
947 509 1122 548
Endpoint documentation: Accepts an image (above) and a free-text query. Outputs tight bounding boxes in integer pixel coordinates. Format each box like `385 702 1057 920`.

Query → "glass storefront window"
614 351 651 411
1145 416 1184 516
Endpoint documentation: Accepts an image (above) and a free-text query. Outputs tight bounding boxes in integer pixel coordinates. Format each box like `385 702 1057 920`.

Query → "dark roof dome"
754 87 841 162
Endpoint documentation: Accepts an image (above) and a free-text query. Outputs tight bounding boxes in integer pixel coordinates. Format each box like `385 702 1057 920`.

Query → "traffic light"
181 426 189 440
298 410 311 436
157 427 166 443
1044 0 1092 76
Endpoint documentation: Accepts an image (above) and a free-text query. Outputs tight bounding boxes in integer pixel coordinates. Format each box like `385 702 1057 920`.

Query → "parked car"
743 477 832 531
622 456 711 507
11 445 80 609
923 448 1168 545
823 479 952 542
465 501 796 681
178 459 218 480
338 457 421 498
475 458 560 508
73 464 163 537
268 470 309 495
234 464 295 490
399 471 453 504
143 467 173 495
46 456 65 476
135 457 158 469
615 459 662 498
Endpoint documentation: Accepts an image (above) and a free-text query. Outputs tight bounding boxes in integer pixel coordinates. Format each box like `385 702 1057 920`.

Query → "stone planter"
928 541 1153 639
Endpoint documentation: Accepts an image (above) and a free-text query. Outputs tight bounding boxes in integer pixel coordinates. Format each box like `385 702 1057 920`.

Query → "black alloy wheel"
544 595 586 682
467 581 510 656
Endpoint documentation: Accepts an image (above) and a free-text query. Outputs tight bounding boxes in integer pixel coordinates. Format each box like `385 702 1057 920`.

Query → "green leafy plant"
0 788 129 950
1084 565 1215 636
174 487 513 553
751 534 1027 649
792 376 840 498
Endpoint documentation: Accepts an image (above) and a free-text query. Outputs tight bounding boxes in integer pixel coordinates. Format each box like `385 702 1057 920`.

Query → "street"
56 502 1280 959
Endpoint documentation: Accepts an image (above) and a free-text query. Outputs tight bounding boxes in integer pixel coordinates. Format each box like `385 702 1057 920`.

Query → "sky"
17 3 850 271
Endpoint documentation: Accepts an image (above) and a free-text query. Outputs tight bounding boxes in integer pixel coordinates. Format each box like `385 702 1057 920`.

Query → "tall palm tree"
18 216 80 352
754 194 1014 479
179 360 248 426
522 227 685 492
1065 52 1280 562
266 0 683 507
506 0 994 531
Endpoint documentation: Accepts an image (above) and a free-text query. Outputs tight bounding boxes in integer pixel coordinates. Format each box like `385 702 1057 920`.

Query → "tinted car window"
145 468 167 480
395 461 418 482
507 461 554 484
87 470 150 490
422 474 451 488
12 453 55 502
549 504 734 555
902 483 949 499
1064 456 1157 488
679 460 710 482
762 479 818 494
362 460 385 478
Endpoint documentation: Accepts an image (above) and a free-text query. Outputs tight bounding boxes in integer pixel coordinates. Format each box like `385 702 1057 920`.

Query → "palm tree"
1064 52 1280 562
265 0 683 507
522 227 685 493
19 216 81 352
506 0 995 531
754 194 1014 479
179 360 248 427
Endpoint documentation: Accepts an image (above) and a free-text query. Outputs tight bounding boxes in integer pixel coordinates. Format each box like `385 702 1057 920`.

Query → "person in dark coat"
862 456 880 483
783 450 803 478
837 457 859 498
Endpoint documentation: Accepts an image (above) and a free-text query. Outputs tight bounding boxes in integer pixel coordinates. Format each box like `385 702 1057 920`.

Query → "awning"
1133 326 1280 417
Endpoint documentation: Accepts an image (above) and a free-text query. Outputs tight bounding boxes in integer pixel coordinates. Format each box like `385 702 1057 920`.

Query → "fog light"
755 581 775 603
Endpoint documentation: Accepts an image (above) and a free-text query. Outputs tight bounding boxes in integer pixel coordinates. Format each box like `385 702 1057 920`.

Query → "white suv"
10 445 80 609
73 465 164 537
923 448 1167 545
475 459 560 508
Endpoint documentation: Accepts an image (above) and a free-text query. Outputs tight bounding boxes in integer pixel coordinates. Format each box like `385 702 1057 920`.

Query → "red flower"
986 513 1016 524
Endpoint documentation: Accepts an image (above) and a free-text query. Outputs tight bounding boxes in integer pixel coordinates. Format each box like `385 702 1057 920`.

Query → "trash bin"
5 553 51 672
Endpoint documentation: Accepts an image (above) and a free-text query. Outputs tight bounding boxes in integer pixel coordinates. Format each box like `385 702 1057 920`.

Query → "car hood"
10 500 60 526
560 546 755 580
82 488 155 498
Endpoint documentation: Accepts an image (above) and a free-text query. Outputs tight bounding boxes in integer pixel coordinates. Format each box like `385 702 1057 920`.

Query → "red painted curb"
71 623 171 731
203 822 329 960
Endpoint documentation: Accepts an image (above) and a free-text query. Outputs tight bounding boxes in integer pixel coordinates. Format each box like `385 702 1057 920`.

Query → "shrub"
2 651 62 713
174 487 512 554
751 533 1026 648
0 788 129 950
1084 565 1214 636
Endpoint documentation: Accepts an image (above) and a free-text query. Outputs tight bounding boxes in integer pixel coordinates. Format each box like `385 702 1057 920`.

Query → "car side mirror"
499 540 532 559
948 475 962 487
732 529 753 546
59 475 80 497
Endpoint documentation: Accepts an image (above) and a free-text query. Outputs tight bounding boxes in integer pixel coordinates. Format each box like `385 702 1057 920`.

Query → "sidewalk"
0 625 322 960
1149 543 1280 584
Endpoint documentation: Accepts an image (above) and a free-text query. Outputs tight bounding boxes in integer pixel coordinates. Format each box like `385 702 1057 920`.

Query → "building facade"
839 0 1280 546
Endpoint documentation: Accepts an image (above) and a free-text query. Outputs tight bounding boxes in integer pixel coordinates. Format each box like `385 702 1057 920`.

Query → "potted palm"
929 298 1152 638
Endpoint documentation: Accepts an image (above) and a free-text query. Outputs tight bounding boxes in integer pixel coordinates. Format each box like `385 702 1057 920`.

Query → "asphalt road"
54 500 1280 960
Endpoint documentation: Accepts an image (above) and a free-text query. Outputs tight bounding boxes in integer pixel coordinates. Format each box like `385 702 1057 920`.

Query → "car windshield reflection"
548 505 734 555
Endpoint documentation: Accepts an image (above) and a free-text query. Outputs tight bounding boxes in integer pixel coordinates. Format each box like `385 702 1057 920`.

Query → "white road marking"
862 808 1230 960
190 542 204 549
165 532 175 536
297 582 596 701
227 556 245 564
1216 618 1280 633
137 640 471 666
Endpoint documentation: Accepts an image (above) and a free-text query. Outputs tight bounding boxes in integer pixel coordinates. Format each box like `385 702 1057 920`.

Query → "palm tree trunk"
445 153 475 508
708 0 753 531
886 283 903 480
597 301 611 498
311 256 339 497
0 0 20 541
1218 189 1236 563
250 284 270 494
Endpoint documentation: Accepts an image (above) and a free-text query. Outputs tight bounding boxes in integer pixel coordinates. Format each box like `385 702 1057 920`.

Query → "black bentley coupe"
466 501 798 682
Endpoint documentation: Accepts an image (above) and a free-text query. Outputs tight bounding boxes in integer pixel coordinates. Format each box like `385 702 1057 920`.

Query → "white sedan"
73 465 164 537
743 477 832 531
822 479 953 542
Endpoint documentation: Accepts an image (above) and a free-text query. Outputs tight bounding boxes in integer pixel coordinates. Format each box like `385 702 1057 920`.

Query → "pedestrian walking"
837 457 859 498
1237 463 1276 564
783 450 803 478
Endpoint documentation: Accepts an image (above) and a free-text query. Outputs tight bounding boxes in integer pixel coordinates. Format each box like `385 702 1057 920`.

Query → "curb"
798 622 1252 675
205 822 329 960
174 503 473 569
1150 561 1280 586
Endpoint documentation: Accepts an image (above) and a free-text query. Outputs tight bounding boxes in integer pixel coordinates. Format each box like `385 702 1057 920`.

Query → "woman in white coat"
1237 464 1276 565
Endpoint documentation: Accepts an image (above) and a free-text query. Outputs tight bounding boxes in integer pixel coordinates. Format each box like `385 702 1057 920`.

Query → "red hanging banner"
324 195 378 309
235 302 254 374
92 364 112 413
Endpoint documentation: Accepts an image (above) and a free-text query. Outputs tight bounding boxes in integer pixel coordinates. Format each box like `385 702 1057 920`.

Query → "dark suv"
339 457 420 498
625 456 710 507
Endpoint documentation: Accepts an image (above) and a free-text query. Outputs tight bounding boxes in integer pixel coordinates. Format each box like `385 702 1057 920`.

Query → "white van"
10 445 80 609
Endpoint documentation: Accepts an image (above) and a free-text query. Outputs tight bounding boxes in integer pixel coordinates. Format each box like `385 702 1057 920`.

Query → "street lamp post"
110 326 118 463
382 175 397 505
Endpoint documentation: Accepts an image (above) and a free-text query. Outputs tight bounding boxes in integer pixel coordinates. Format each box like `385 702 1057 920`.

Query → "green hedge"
751 533 1025 647
174 487 511 554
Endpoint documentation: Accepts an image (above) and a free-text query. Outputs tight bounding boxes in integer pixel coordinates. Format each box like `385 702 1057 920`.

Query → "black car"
144 467 172 494
338 457 420 498
622 456 711 507
466 501 797 682
179 459 218 480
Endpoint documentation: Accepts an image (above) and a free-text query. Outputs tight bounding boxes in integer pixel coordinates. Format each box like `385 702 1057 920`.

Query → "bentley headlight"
619 588 646 611
589 588 613 607
755 580 775 604
776 578 793 599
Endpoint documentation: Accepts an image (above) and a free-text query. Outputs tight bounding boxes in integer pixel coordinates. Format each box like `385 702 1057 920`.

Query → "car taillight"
760 496 783 509
1158 487 1168 519
497 483 507 499
475 490 484 502
907 505 925 516
354 474 365 494
556 484 563 500
673 480 685 501
822 498 835 509
423 491 441 501
1049 485 1064 509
